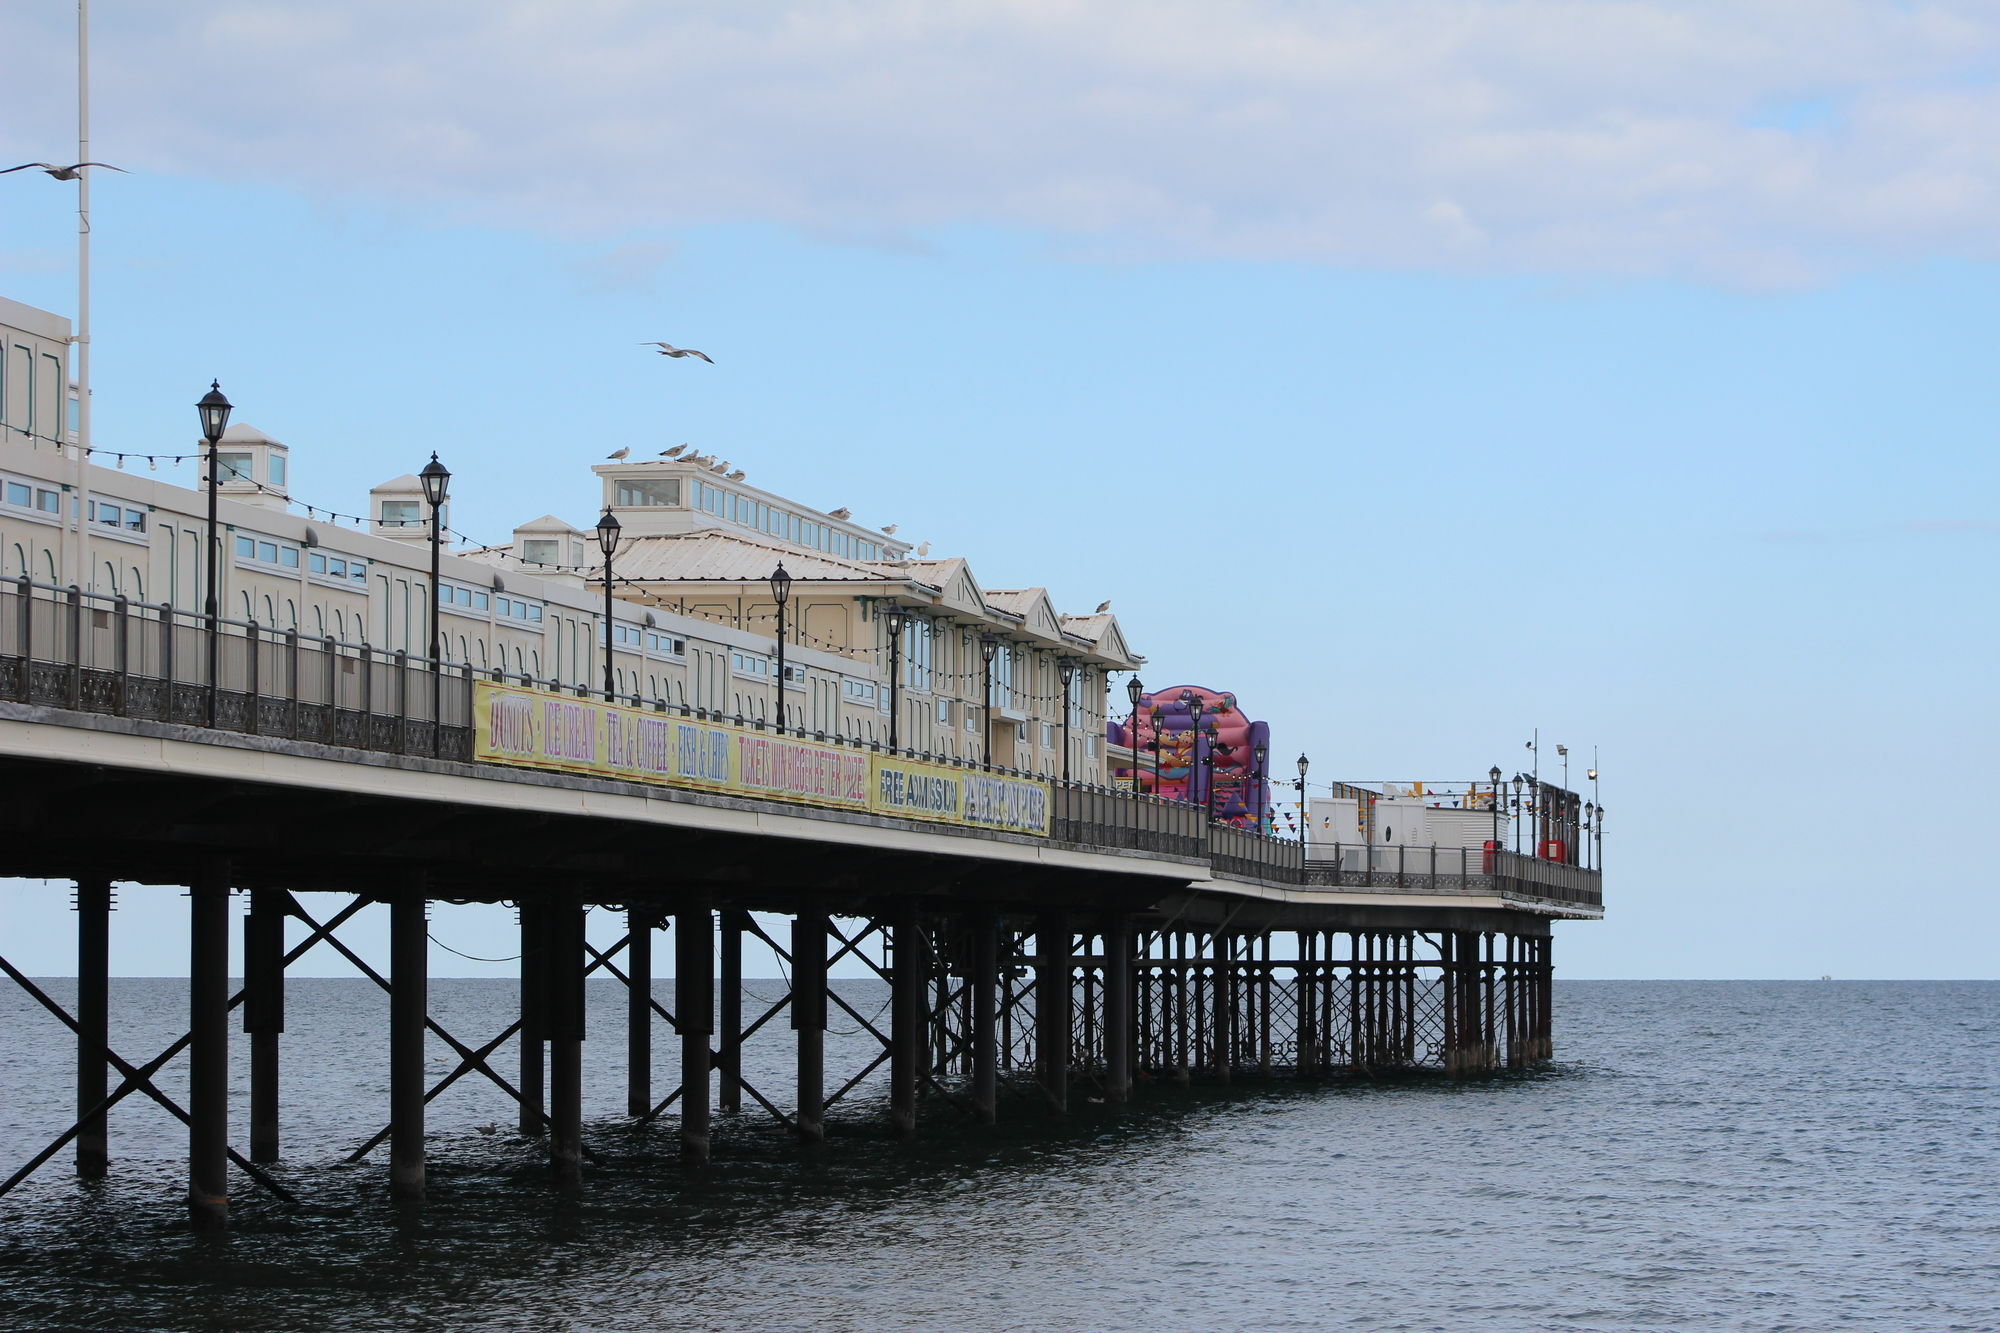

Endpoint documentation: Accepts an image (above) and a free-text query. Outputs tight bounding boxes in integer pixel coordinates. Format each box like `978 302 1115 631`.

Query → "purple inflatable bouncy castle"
1108 685 1272 829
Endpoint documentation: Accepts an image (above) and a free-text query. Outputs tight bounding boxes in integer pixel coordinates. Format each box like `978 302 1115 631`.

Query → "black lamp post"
419 453 451 743
882 604 907 753
1511 775 1526 854
595 508 621 699
1056 656 1078 784
1181 691 1205 810
1124 676 1144 794
1295 753 1310 846
979 631 1001 770
1251 741 1268 829
196 381 232 726
1202 721 1222 821
768 562 792 730
1488 764 1503 853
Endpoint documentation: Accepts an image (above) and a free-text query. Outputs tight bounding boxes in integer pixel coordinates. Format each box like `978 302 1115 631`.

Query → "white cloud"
4 0 1999 283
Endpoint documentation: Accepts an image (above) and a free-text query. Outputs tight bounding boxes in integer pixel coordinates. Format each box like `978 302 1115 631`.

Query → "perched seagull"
659 444 687 458
916 541 931 557
1095 599 1112 613
879 523 899 535
726 469 746 481
638 341 714 363
605 447 630 460
708 458 729 473
828 507 852 520
2 161 126 181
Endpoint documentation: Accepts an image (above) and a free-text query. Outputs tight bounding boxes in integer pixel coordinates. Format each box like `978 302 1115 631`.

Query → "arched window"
263 595 276 625
8 543 25 576
42 549 57 582
128 570 144 603
313 606 325 636
285 599 297 629
241 591 254 621
101 560 118 595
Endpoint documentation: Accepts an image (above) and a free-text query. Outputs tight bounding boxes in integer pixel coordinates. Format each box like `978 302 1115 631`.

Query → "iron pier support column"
676 898 714 1164
74 877 111 1178
1103 915 1133 1104
548 896 587 1192
188 857 231 1230
626 906 653 1117
791 913 827 1144
518 902 547 1135
389 885 428 1201
1210 932 1233 1084
889 899 924 1139
1035 911 1070 1112
1294 930 1317 1078
969 907 999 1124
718 909 745 1115
244 886 285 1164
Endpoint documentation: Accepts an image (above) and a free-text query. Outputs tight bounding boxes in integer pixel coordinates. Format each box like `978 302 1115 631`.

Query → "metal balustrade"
0 576 1600 908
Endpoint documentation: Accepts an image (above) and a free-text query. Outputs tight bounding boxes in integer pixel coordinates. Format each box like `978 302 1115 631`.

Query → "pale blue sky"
1 3 1995 978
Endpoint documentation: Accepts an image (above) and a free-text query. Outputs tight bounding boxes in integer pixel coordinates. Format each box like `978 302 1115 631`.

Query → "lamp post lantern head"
1057 656 1078 686
768 561 792 607
196 381 232 444
1126 676 1144 708
1297 752 1310 782
979 631 1001 664
1489 764 1503 786
595 506 622 560
1253 741 1268 771
1587 767 1598 781
882 603 907 637
419 453 451 509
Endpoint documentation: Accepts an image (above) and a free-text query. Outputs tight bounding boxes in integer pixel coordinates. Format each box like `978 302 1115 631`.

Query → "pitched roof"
611 530 893 583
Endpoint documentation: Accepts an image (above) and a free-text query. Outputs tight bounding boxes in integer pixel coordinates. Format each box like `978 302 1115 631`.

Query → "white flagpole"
72 0 95 589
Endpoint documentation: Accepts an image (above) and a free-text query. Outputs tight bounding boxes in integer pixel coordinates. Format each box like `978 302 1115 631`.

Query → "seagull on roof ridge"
727 469 745 481
1095 600 1112 613
638 342 714 363
660 444 687 458
879 524 898 535
606 447 630 460
828 507 852 520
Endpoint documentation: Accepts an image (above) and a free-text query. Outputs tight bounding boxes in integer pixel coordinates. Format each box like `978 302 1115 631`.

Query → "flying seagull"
2 162 126 181
1095 600 1112 613
638 342 713 363
606 447 630 460
659 444 687 457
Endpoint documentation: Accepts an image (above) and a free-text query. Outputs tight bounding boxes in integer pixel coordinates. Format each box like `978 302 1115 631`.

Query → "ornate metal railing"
0 576 1601 908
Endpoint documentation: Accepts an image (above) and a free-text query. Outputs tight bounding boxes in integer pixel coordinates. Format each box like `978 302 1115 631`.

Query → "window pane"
268 454 287 486
6 482 29 506
217 452 253 481
258 542 278 563
280 547 299 567
235 536 255 557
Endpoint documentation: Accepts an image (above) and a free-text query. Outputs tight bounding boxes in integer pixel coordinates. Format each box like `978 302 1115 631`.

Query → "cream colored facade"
0 297 1140 782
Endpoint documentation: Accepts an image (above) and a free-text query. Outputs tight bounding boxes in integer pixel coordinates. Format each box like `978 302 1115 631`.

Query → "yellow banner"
472 681 1050 835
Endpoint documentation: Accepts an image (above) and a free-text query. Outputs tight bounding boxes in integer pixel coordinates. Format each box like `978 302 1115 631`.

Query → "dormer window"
380 499 424 530
520 538 560 566
613 478 680 507
217 452 254 482
268 454 287 487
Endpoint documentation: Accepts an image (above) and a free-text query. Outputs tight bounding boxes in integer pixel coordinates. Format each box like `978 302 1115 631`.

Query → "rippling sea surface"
1 979 1994 1332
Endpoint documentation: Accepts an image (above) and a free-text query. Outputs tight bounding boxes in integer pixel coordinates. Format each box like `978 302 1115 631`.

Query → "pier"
0 577 1598 1226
